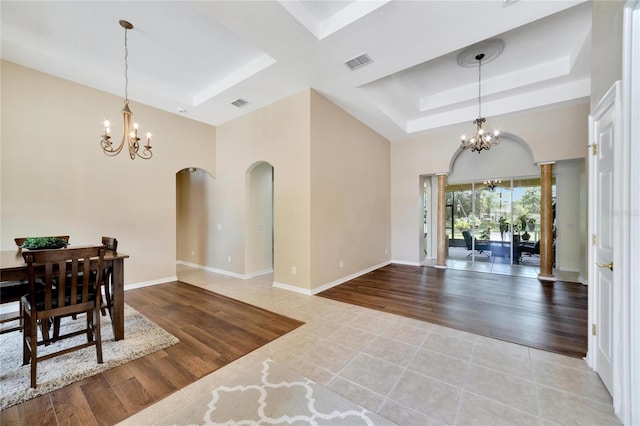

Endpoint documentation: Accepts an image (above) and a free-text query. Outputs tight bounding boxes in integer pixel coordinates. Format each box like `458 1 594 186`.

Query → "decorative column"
435 173 448 269
538 162 555 280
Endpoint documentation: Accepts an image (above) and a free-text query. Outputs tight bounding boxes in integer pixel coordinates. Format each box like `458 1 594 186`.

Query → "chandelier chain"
124 26 129 103
477 56 482 118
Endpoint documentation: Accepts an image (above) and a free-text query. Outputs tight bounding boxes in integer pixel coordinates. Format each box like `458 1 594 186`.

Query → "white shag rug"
0 304 178 410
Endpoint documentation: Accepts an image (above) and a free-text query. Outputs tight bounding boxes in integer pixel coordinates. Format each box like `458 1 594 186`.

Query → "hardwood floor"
0 281 303 426
318 264 588 358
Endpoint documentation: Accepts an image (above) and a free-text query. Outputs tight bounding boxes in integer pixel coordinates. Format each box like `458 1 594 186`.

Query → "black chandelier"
484 179 502 191
460 53 501 153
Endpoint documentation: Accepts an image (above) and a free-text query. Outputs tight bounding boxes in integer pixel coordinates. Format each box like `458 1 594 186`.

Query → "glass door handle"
596 262 613 271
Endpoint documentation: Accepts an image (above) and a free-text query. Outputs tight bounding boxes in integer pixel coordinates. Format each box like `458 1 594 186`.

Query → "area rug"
0 304 179 411
157 359 394 425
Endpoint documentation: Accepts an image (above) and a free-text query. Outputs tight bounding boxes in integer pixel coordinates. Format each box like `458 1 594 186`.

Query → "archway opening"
245 161 274 276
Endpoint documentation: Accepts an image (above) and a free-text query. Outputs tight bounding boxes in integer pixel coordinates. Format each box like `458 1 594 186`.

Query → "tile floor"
120 265 618 426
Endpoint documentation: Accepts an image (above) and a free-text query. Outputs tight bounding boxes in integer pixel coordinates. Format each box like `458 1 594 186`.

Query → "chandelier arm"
101 137 125 156
136 146 153 160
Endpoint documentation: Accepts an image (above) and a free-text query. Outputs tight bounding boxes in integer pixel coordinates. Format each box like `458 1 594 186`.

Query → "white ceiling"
0 0 591 142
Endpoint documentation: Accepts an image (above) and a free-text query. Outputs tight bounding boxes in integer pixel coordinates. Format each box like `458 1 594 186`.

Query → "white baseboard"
391 259 421 266
578 275 589 285
272 281 313 295
273 261 392 296
176 260 246 279
246 268 274 278
125 276 178 291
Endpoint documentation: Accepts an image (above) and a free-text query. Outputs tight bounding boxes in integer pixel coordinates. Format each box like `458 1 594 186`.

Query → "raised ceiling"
0 0 591 142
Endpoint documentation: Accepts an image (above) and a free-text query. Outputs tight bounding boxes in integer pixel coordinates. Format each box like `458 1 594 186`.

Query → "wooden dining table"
0 248 129 340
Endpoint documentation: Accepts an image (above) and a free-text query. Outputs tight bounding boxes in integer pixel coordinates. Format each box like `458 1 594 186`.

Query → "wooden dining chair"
100 237 118 318
21 246 105 388
0 238 69 334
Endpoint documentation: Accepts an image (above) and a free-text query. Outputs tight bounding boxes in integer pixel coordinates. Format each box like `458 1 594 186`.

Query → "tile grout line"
372 325 434 421
452 334 478 425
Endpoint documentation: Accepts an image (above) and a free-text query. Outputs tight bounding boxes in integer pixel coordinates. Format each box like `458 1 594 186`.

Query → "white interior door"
589 83 620 396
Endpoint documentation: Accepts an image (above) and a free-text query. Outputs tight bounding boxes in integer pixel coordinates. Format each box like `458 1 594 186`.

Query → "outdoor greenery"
446 183 546 241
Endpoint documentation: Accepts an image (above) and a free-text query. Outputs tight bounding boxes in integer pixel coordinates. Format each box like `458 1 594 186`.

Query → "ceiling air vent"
345 53 373 71
231 98 249 108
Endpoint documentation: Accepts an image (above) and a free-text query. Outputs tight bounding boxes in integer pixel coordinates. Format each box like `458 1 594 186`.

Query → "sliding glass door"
446 177 552 265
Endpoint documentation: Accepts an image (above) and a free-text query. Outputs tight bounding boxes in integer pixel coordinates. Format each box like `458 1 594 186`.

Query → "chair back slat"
23 246 105 314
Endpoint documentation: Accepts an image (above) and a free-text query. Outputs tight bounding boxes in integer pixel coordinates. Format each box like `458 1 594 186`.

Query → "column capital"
436 172 448 176
536 161 556 167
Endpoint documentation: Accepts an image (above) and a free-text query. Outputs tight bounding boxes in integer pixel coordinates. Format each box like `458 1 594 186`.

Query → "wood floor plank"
317 264 587 358
2 281 303 425
15 395 56 426
49 381 99 426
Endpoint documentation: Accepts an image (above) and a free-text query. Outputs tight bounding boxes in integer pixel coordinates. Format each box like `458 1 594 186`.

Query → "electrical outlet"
227 255 232 263
191 250 195 256
339 260 344 268
291 266 297 275
217 224 222 231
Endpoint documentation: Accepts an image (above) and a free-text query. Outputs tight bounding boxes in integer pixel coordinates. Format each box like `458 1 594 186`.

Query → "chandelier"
484 179 502 191
100 20 152 160
460 53 500 153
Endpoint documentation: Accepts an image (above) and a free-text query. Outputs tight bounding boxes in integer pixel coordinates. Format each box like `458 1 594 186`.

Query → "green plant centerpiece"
21 237 68 250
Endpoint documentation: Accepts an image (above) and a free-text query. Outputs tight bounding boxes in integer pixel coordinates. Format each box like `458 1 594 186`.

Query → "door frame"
587 82 617 395
587 1 640 423
620 1 640 423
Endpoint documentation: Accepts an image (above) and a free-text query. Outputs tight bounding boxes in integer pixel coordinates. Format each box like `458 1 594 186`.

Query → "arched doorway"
175 167 214 267
245 161 274 276
428 134 557 277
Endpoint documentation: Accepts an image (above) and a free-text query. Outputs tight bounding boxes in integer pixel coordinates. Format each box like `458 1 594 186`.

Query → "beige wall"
309 90 391 288
177 89 391 293
391 102 589 264
591 0 625 109
215 89 312 287
1 60 216 285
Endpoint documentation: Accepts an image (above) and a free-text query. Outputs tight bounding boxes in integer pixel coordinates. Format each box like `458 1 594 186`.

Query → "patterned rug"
0 304 178 410
154 359 394 425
